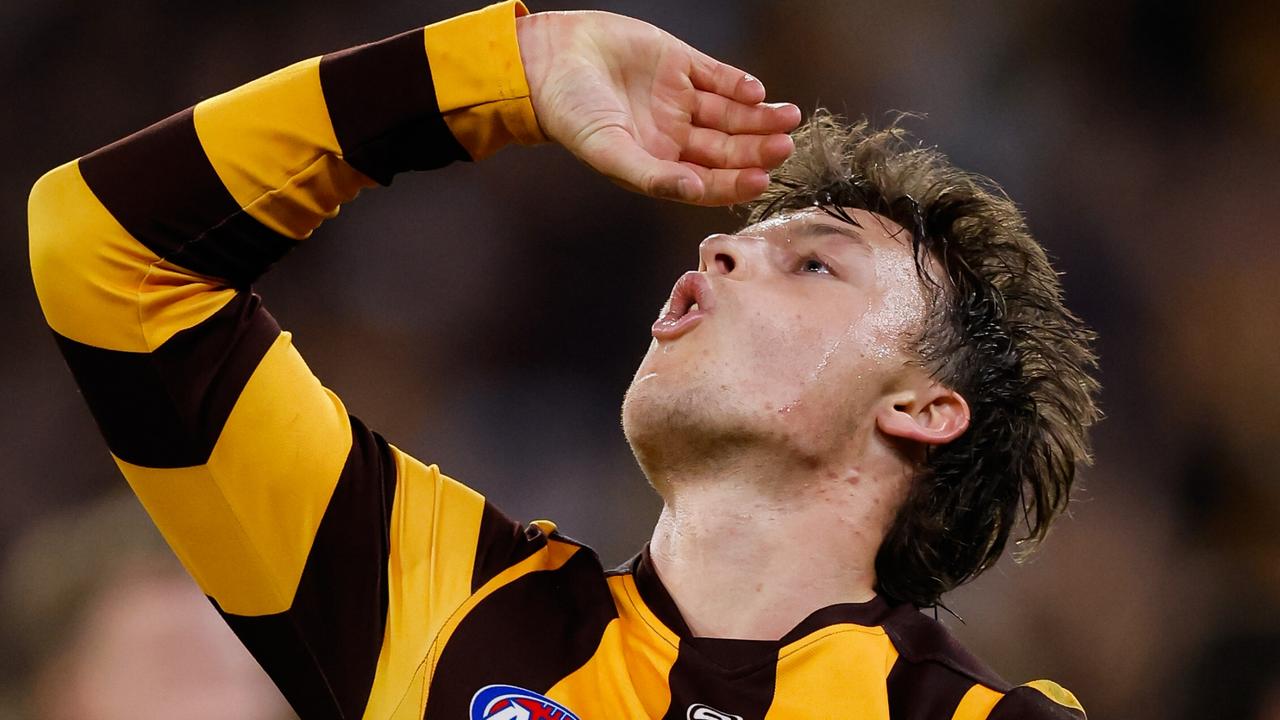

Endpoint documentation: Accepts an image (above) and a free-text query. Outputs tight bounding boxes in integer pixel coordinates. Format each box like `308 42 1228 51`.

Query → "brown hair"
743 111 1101 608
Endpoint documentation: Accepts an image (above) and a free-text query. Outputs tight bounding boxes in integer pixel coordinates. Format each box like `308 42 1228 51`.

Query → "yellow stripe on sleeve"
137 258 242 350
201 331 352 615
1024 680 1085 713
28 161 235 352
115 458 260 603
425 0 546 160
113 334 349 617
951 683 1005 720
362 455 485 720
194 57 376 240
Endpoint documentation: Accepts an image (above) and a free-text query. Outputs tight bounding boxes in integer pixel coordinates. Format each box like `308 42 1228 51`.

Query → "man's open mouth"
652 272 714 340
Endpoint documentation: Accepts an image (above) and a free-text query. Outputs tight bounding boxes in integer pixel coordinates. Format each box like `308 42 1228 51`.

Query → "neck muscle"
646 452 902 640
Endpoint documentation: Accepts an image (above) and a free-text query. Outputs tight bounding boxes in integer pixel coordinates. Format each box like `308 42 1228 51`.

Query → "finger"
692 92 802 135
587 129 706 202
681 163 771 206
688 48 766 105
681 127 795 170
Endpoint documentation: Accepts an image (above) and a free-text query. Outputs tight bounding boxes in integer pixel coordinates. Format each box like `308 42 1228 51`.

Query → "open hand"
517 11 801 206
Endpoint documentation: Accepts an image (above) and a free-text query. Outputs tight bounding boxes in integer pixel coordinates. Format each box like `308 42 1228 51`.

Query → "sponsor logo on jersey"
687 703 744 720
470 684 580 720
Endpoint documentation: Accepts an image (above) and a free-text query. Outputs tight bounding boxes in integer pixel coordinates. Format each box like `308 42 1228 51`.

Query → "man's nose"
698 233 750 277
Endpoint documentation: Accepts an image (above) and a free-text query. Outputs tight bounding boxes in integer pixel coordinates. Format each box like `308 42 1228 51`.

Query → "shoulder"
881 604 1086 719
988 681 1087 719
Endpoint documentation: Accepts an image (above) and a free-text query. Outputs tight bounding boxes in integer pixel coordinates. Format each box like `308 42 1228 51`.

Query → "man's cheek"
739 319 825 388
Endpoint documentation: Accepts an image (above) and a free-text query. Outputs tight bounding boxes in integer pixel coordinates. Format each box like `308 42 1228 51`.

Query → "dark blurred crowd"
1 0 1277 718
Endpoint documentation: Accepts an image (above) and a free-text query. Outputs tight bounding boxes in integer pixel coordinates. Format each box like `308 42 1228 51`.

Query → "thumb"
584 129 706 202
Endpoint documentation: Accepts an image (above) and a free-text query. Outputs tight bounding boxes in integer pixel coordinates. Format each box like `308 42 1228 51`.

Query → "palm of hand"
519 12 801 206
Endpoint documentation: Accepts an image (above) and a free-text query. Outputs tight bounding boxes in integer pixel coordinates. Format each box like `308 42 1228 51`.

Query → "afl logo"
686 702 747 717
470 684 580 720
687 704 743 720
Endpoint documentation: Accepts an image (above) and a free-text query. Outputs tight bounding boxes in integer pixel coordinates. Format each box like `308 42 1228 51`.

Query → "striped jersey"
28 1 1087 718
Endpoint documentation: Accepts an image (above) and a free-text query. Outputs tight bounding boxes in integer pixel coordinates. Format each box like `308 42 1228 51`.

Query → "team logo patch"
687 704 743 720
470 684 581 720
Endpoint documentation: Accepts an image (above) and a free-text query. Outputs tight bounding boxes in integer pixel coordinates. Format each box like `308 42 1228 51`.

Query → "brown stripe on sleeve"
470 501 550 592
52 292 279 468
216 415 398 720
423 546 617 719
318 28 469 185
885 657 976 720
987 686 1087 720
78 109 296 286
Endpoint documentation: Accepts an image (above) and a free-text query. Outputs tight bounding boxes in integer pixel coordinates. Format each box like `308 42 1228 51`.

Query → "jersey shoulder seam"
881 605 1012 692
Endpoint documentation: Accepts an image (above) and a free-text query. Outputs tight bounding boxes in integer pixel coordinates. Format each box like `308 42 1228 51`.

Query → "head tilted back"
743 111 1101 607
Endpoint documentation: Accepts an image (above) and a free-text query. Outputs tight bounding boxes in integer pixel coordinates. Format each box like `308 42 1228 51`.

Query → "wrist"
422 1 546 157
515 13 553 137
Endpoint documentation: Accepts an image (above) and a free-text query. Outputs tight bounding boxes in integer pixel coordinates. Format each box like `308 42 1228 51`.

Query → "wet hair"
742 110 1101 608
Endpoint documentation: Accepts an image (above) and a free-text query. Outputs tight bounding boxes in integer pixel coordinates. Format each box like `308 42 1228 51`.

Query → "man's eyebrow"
793 221 866 245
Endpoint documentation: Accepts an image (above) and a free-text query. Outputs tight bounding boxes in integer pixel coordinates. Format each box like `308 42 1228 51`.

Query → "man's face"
622 207 931 476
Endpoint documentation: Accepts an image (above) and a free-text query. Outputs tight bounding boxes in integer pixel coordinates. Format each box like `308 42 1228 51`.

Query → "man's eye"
800 257 832 274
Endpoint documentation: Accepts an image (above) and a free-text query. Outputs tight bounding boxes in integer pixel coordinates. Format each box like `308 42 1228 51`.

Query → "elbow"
28 159 160 351
28 162 76 293
27 160 144 345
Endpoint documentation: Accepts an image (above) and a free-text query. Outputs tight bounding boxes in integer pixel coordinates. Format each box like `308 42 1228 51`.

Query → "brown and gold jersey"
28 2 1085 718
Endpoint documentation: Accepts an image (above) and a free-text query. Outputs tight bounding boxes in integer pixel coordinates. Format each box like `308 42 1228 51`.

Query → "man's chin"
622 378 704 470
619 376 669 454
622 378 761 474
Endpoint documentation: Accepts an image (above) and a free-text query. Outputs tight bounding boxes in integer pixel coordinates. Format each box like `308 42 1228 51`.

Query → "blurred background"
2 0 1278 717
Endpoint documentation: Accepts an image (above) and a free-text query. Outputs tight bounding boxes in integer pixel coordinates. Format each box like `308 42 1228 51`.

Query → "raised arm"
30 4 550 716
29 2 797 717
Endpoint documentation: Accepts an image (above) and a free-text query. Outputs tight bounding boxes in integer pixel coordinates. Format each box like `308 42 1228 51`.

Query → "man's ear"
875 381 970 446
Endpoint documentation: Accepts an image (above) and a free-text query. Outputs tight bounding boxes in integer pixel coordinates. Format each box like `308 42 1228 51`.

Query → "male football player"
30 2 1098 717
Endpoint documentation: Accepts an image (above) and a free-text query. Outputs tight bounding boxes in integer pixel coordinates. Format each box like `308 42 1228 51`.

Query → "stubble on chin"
621 370 789 490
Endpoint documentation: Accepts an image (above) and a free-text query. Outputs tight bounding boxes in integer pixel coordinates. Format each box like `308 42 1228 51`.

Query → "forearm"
30 1 541 328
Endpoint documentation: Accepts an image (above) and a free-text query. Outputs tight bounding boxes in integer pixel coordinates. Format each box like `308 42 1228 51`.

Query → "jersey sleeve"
28 3 544 718
984 681 1087 719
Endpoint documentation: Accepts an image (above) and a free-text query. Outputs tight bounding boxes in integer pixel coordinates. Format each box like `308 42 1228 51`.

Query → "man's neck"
645 455 903 641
